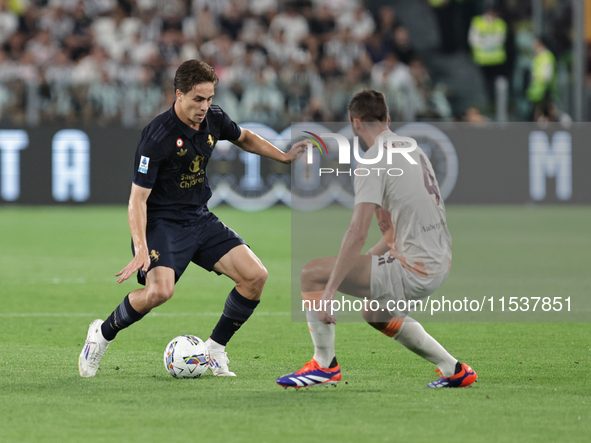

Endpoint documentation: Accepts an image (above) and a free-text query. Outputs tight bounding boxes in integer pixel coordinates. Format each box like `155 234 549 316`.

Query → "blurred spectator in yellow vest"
468 3 508 110
527 38 556 107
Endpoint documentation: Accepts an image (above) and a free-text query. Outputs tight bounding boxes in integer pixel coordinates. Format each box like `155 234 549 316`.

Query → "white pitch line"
149 312 291 317
0 312 291 318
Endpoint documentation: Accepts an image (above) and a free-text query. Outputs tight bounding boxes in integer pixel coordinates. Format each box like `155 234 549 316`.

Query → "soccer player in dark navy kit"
79 60 306 377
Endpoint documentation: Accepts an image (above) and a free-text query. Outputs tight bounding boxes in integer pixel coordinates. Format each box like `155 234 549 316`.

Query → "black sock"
210 288 260 346
101 294 146 341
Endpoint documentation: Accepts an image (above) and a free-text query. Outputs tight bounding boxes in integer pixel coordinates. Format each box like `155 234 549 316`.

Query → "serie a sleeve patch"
138 156 150 174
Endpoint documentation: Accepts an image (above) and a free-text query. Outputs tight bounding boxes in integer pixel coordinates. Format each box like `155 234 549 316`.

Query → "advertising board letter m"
529 131 572 201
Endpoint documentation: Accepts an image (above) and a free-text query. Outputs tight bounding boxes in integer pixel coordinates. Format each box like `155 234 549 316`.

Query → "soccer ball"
163 335 210 378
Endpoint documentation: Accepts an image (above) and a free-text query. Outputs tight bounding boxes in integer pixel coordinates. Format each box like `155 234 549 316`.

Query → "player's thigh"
191 211 247 274
137 218 195 285
302 255 372 299
212 244 267 284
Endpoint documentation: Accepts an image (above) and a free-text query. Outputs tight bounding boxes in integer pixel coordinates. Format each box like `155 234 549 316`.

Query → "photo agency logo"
303 131 419 177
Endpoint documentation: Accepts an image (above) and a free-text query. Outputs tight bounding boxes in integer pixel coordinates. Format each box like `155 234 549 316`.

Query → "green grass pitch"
0 205 589 442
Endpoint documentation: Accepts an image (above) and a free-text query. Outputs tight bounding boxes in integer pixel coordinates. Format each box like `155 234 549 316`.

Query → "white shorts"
370 252 449 317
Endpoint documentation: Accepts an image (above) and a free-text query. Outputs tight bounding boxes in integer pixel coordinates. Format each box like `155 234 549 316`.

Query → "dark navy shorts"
134 210 246 285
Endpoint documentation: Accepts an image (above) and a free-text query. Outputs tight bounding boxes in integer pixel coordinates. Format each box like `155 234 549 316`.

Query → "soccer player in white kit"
277 90 477 389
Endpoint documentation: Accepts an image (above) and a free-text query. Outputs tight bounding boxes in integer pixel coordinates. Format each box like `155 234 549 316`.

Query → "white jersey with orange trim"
354 130 452 278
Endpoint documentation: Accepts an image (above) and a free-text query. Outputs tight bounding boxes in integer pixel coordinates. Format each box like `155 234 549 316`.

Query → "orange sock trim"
302 291 324 302
379 318 404 338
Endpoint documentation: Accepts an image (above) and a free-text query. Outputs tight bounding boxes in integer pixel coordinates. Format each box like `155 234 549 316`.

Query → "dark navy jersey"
133 104 241 220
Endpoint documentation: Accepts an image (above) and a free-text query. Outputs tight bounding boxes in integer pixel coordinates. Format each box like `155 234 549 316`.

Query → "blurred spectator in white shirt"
45 50 75 86
93 4 140 62
72 44 110 84
138 5 162 44
325 28 367 71
82 0 117 18
26 29 60 66
129 67 163 121
265 28 298 66
0 0 18 46
192 0 228 19
314 0 358 15
279 50 323 118
318 54 343 83
248 0 276 17
183 5 218 44
409 57 452 120
336 6 375 41
200 32 244 76
86 68 120 122
109 51 144 85
269 2 309 46
38 5 74 44
371 52 413 91
241 69 284 125
43 50 76 120
128 31 159 66
225 47 266 96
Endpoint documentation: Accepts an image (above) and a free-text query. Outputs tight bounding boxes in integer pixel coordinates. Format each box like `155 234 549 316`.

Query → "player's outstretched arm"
318 203 376 324
233 128 307 164
116 184 152 283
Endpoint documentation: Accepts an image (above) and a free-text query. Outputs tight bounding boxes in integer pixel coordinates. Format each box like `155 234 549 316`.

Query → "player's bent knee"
239 263 268 295
146 283 174 308
250 265 268 291
300 258 329 285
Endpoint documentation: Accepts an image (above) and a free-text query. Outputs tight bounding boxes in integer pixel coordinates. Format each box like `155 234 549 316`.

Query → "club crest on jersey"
207 134 215 147
138 156 150 174
176 138 184 147
150 250 160 262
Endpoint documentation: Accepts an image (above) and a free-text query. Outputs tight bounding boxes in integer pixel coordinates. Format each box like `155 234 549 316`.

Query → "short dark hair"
174 60 219 93
348 89 389 122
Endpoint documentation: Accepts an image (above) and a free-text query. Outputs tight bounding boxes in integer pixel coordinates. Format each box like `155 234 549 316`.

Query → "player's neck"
364 127 392 149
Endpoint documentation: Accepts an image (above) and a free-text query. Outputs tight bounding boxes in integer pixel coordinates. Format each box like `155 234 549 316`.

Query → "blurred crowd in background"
0 0 583 127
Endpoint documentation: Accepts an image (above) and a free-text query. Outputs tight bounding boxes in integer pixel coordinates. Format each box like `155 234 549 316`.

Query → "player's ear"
175 89 183 101
351 118 362 134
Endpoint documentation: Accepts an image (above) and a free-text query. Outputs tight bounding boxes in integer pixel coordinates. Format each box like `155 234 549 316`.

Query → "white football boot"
79 319 110 378
205 339 236 377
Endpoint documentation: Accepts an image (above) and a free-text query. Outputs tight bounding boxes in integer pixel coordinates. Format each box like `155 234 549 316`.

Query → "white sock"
206 338 225 352
394 317 458 377
305 309 335 368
